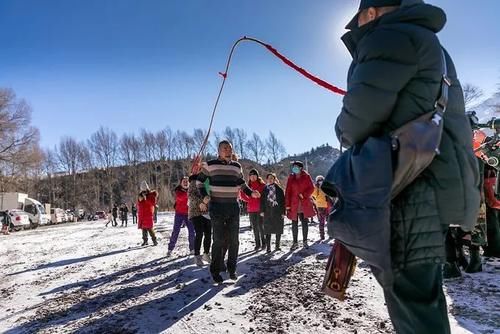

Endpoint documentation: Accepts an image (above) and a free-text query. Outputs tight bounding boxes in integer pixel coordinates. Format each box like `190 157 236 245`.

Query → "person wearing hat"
167 177 195 257
197 140 260 283
137 181 158 246
311 175 331 240
285 161 315 249
240 168 267 251
260 173 286 252
335 1 480 333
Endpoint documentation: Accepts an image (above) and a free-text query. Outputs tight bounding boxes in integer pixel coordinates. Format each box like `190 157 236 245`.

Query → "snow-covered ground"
0 213 499 334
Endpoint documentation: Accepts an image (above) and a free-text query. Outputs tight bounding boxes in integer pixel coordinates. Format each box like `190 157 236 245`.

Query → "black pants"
249 213 265 248
210 206 239 275
265 234 281 250
113 216 118 226
142 228 157 243
292 213 309 243
132 214 137 224
121 217 127 226
485 206 500 256
378 264 450 334
192 215 212 256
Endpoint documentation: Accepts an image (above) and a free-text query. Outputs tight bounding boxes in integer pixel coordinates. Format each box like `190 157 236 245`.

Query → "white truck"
0 193 50 228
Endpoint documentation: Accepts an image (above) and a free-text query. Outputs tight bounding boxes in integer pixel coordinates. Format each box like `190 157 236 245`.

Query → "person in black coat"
112 204 118 227
260 173 286 253
120 203 129 227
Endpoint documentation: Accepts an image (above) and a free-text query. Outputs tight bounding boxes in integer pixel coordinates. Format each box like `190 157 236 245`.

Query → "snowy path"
0 213 498 333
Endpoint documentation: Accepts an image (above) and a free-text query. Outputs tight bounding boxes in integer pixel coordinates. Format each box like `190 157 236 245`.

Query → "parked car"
8 209 30 231
65 210 76 222
77 209 85 221
50 208 65 224
94 211 107 220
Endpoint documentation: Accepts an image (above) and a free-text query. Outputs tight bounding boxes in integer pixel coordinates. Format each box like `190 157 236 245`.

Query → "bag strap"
434 48 452 117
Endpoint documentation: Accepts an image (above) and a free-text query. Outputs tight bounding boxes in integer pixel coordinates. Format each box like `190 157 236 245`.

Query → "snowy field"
0 213 499 334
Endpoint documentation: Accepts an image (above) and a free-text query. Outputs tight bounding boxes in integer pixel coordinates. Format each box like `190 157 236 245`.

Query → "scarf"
267 184 278 207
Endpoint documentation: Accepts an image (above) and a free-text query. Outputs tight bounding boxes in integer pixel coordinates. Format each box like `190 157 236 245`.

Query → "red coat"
174 186 189 215
240 180 266 213
484 177 500 209
137 190 157 229
285 171 315 220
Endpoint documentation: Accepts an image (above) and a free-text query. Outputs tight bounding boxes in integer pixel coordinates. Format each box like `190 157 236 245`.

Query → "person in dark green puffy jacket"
335 1 480 333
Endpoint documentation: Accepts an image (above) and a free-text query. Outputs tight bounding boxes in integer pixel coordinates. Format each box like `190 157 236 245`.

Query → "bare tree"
223 127 236 147
193 128 207 155
88 127 118 170
209 131 222 157
234 128 248 159
57 137 88 208
139 129 155 163
266 131 286 164
119 133 142 166
175 130 195 159
463 83 483 109
0 88 42 193
246 132 266 163
155 129 171 161
88 127 118 206
0 88 41 165
163 127 176 160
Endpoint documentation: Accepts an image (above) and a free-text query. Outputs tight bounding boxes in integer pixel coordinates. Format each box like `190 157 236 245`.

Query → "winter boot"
265 235 271 253
303 241 309 249
443 261 461 279
202 253 211 263
457 246 469 270
465 246 482 273
290 242 299 250
141 240 148 246
194 255 204 267
212 273 223 284
275 234 281 251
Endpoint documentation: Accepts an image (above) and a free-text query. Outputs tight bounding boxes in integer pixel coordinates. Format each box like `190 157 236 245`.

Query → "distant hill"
237 144 341 184
472 92 500 121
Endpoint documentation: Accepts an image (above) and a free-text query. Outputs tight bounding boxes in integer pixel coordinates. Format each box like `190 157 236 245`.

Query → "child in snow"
137 181 158 246
167 177 195 257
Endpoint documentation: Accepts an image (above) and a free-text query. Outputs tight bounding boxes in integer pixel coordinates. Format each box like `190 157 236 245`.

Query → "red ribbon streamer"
192 36 346 173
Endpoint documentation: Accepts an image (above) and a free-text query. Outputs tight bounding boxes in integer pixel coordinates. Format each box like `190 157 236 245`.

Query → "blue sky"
1 0 499 155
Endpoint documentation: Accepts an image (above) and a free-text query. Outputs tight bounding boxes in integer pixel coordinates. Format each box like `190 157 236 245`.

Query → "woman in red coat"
285 161 315 249
137 181 158 246
240 169 267 251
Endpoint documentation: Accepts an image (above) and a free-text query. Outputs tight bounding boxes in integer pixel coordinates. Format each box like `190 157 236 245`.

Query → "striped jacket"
196 158 252 205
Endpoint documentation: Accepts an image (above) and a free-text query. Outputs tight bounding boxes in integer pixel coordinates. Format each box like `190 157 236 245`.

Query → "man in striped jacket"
197 140 260 283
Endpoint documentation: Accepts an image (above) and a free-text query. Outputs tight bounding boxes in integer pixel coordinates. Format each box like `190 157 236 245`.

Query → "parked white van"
0 193 50 228
50 208 65 224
